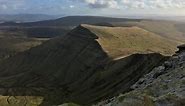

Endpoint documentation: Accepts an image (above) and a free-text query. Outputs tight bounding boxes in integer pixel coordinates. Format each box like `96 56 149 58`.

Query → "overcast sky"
0 0 185 16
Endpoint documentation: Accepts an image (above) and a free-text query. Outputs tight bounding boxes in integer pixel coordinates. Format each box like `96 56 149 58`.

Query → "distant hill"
0 16 141 26
120 15 185 22
0 16 142 38
0 14 61 23
1 16 185 41
0 24 178 105
146 16 185 22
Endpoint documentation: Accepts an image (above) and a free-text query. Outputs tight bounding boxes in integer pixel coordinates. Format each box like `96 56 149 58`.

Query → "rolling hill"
0 26 70 38
0 16 185 42
0 14 60 23
0 24 178 105
0 16 141 38
0 16 141 26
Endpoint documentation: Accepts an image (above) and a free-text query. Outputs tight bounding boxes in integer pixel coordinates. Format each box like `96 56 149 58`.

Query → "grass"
62 103 80 106
0 36 46 61
83 24 178 58
112 20 185 43
0 96 43 106
116 92 155 106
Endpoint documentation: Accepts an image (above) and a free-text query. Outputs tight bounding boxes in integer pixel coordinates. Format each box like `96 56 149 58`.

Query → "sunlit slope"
83 24 178 58
111 20 185 43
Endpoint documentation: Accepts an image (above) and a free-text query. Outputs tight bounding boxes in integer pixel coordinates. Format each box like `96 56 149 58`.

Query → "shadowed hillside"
0 36 46 61
0 25 171 105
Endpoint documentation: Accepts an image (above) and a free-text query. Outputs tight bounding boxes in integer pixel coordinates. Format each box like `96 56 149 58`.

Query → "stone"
176 44 185 53
164 61 173 68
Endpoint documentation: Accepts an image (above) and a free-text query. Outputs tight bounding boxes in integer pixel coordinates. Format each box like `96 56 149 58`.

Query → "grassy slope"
111 20 185 43
0 26 70 38
0 36 47 60
83 24 178 58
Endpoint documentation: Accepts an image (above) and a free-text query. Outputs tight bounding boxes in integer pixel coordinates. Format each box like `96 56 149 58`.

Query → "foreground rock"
95 45 185 106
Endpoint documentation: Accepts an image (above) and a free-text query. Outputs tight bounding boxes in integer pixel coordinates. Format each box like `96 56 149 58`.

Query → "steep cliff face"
97 46 185 106
0 25 108 87
0 25 169 106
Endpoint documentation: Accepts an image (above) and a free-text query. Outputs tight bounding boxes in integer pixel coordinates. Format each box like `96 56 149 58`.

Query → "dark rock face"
0 25 167 106
132 53 182 90
0 25 107 86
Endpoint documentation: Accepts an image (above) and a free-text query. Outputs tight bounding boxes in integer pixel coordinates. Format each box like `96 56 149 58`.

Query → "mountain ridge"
0 16 142 27
81 24 178 57
0 24 170 105
0 14 61 23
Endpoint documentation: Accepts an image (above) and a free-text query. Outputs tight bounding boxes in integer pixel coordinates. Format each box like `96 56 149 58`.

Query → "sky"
0 0 185 16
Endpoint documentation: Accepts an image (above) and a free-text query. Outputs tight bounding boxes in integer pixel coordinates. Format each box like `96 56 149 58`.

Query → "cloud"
1 4 7 10
78 0 185 9
80 0 119 9
0 0 185 15
0 0 25 10
70 5 75 8
121 0 185 9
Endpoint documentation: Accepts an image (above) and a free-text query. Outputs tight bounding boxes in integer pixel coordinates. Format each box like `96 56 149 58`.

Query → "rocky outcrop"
96 45 185 106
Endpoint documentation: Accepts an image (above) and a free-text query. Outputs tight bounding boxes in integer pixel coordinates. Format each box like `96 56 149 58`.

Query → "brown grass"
82 24 178 58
